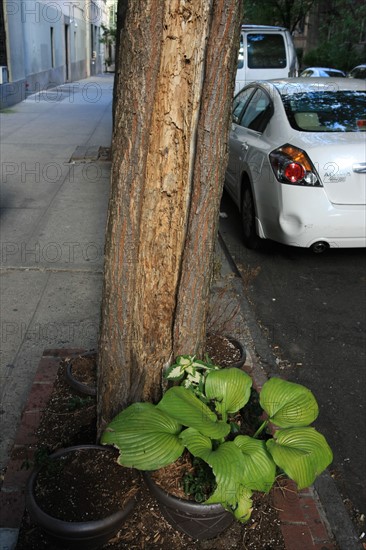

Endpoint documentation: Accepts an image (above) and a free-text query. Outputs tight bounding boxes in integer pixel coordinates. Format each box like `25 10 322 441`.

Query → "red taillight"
284 162 305 183
269 144 321 186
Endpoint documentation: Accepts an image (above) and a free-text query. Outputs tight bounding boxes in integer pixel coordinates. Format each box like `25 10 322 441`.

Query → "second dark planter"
143 472 233 540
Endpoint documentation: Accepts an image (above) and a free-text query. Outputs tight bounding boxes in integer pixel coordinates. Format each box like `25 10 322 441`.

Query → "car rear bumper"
260 188 366 248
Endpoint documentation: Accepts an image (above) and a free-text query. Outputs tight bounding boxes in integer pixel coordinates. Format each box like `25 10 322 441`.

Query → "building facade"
0 0 109 108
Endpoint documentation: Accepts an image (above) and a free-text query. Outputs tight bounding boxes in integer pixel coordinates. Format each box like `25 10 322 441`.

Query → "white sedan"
224 78 366 252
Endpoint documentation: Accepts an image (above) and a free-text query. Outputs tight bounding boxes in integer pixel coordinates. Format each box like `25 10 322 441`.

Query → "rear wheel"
241 185 261 249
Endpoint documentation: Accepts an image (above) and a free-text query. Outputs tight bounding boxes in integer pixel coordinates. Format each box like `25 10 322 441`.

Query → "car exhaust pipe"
311 241 329 254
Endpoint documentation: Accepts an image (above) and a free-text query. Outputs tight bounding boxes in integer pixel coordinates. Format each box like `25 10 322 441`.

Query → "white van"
235 25 299 93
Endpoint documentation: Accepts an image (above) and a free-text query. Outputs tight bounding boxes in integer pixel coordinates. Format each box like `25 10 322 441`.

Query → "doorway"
64 24 70 81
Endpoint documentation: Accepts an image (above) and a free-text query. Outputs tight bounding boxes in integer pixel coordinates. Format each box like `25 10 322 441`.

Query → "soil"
34 447 139 521
16 339 286 549
205 334 242 366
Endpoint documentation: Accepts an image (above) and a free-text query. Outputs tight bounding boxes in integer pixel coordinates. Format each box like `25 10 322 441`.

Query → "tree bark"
98 0 242 429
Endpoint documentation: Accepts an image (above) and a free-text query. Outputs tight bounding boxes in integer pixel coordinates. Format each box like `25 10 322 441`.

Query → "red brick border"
0 349 337 549
0 349 83 533
273 479 336 549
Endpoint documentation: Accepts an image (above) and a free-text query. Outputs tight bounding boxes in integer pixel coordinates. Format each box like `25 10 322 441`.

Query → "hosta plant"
101 364 332 523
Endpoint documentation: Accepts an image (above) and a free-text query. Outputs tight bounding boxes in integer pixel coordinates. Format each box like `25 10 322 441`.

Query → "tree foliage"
243 0 315 32
242 0 366 71
303 0 366 71
100 24 117 46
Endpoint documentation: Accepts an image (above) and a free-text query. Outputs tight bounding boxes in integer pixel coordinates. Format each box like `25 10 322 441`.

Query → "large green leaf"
233 435 276 493
180 428 245 504
157 387 230 439
260 377 319 427
205 368 252 418
266 427 333 489
179 427 212 461
204 443 246 504
232 486 253 523
101 402 184 470
179 429 255 522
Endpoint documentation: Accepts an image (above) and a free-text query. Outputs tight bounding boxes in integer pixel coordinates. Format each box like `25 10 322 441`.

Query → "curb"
0 347 338 550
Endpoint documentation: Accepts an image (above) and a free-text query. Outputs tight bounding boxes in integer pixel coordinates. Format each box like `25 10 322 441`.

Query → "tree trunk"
98 0 242 429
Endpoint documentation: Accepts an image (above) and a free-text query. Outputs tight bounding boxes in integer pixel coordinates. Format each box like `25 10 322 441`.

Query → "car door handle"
241 142 249 151
353 163 366 173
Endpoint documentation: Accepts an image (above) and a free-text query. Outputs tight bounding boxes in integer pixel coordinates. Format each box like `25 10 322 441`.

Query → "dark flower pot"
26 445 138 550
65 351 97 396
143 472 233 540
206 333 246 369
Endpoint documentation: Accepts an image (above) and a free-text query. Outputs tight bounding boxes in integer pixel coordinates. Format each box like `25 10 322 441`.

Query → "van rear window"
247 34 286 69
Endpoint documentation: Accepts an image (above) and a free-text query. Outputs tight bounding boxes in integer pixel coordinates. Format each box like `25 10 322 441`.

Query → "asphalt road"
219 190 366 516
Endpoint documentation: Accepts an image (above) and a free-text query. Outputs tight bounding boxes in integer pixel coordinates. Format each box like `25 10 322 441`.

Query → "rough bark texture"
98 0 242 428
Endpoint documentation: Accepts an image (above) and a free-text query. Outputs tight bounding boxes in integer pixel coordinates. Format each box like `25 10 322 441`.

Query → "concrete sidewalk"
0 74 114 470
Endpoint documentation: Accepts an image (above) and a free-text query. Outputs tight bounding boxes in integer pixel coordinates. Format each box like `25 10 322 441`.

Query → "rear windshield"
350 67 366 79
247 34 286 69
282 91 366 132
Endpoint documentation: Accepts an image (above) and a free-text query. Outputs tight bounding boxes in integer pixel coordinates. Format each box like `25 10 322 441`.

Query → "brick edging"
0 349 84 539
274 480 336 549
0 349 337 549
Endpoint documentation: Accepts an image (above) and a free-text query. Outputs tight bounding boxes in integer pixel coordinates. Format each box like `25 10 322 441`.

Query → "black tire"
241 185 261 249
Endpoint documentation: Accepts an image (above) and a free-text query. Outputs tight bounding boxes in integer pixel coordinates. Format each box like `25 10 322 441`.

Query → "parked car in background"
300 67 346 77
348 64 366 79
235 25 299 93
224 78 366 252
